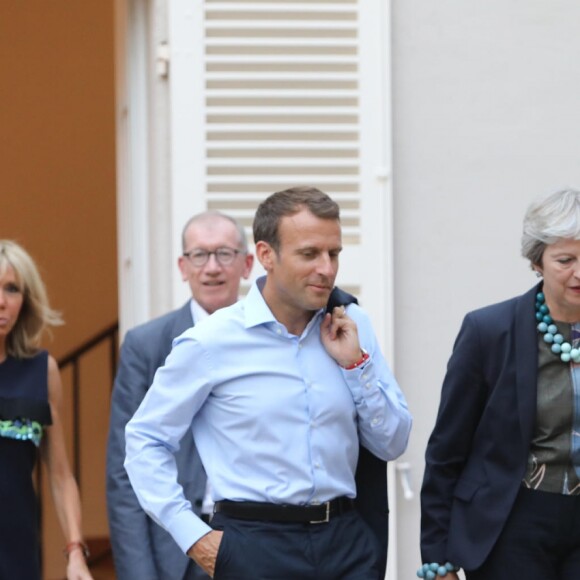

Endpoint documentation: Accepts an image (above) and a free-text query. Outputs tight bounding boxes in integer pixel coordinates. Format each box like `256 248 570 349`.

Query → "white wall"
391 1 580 576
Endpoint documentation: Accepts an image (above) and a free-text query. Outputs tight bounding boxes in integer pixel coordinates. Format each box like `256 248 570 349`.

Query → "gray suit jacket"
106 302 208 580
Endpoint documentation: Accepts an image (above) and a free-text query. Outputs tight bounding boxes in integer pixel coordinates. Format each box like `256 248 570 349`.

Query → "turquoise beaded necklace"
536 291 580 363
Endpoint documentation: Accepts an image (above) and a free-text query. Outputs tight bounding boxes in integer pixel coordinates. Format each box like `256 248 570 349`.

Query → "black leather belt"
213 497 354 524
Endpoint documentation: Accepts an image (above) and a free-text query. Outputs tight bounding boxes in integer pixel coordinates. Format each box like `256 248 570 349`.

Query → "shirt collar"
243 276 325 331
244 276 277 329
190 298 210 324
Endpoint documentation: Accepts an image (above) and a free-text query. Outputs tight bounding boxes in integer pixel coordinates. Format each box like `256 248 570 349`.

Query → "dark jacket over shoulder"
420 285 539 571
329 287 389 576
106 303 207 580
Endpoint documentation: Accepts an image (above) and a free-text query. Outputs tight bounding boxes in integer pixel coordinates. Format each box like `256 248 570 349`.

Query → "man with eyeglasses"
107 211 254 580
124 187 412 579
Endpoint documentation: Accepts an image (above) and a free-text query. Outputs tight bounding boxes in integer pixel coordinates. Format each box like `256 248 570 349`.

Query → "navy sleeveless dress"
0 350 52 580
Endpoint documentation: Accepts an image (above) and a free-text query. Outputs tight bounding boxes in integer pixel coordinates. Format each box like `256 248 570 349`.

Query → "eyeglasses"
182 247 243 267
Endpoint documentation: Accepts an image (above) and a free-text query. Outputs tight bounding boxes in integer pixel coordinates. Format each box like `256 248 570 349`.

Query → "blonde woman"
0 240 92 580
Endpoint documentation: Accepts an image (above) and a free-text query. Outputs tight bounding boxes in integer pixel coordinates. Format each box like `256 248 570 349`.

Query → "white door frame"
115 0 152 336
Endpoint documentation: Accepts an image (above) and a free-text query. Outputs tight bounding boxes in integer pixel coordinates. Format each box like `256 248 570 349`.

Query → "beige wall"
0 2 117 578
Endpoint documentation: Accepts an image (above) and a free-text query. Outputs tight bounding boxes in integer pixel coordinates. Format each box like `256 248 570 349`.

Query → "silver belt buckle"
310 501 330 524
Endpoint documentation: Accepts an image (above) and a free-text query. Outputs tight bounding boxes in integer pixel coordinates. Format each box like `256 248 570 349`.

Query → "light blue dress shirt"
125 277 412 553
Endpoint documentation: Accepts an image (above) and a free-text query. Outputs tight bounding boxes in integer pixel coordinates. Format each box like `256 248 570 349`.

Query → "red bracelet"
63 541 90 561
342 350 369 370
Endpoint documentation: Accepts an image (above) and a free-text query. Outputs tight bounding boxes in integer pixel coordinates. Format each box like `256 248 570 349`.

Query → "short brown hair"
253 186 340 252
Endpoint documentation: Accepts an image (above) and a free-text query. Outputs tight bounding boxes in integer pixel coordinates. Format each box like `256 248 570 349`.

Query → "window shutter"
205 0 360 247
168 0 393 328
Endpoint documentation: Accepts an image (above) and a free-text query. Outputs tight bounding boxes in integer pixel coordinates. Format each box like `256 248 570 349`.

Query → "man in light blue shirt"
125 186 412 579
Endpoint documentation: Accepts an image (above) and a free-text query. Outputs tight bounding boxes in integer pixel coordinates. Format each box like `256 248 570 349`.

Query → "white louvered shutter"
168 0 394 351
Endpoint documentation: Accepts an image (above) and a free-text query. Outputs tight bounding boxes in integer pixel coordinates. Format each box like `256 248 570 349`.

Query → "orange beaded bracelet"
63 541 90 561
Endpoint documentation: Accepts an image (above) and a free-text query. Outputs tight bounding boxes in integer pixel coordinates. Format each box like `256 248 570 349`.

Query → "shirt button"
371 418 379 426
276 328 282 335
365 382 372 389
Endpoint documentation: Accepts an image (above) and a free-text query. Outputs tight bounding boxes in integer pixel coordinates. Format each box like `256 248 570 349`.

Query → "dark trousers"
210 510 383 580
467 487 580 580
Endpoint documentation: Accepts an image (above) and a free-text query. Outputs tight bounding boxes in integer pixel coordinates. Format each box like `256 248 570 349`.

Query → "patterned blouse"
523 323 580 494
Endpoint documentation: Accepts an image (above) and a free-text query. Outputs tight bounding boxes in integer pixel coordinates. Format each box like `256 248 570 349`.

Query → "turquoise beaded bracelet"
416 562 460 578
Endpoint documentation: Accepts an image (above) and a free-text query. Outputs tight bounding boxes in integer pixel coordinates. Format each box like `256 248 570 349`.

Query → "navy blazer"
107 302 207 580
420 285 539 571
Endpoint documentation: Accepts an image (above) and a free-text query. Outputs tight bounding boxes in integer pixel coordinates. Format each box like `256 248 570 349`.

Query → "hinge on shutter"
375 167 390 182
156 41 170 79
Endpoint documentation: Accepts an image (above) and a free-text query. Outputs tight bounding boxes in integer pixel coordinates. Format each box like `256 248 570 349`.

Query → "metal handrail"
57 322 119 487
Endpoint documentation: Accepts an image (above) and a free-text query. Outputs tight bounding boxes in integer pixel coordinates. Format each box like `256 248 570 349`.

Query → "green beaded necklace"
535 291 580 363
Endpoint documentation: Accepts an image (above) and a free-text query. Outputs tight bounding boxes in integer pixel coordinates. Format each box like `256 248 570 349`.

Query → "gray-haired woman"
419 188 580 579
